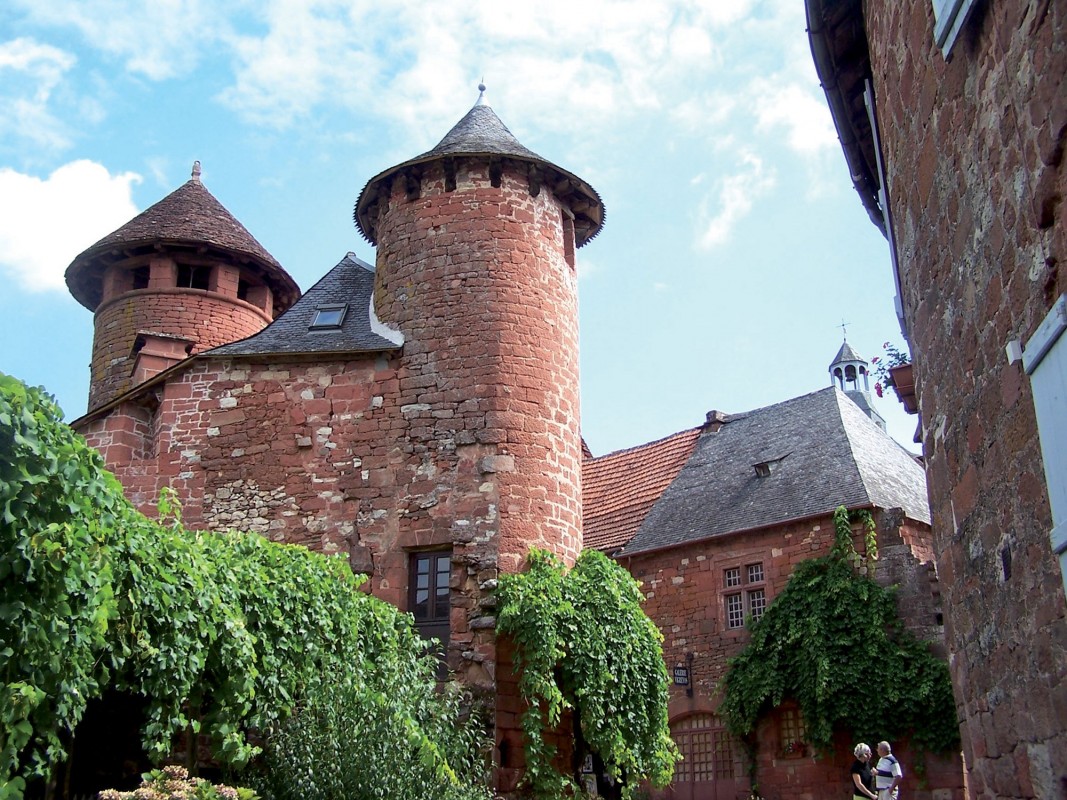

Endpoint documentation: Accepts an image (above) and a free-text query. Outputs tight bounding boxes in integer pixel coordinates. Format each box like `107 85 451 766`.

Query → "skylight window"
310 304 348 330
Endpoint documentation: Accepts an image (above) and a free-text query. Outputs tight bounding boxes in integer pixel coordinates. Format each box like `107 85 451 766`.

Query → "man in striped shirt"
875 741 903 799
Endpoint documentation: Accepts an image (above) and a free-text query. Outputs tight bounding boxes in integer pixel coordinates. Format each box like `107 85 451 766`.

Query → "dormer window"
753 455 787 477
310 304 348 330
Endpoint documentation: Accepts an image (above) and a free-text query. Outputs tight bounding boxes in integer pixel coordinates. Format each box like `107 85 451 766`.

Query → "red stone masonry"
90 289 271 410
372 159 583 791
371 160 583 571
862 2 1066 795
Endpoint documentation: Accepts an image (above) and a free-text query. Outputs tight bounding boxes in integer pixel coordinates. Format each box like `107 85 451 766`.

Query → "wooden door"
663 713 747 800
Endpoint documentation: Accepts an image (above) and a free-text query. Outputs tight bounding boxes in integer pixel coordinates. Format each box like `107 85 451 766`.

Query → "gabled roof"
208 253 401 357
354 92 604 247
616 387 929 556
65 175 299 312
583 427 703 553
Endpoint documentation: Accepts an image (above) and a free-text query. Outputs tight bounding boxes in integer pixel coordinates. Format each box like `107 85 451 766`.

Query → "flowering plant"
99 765 257 800
783 739 806 755
870 341 911 397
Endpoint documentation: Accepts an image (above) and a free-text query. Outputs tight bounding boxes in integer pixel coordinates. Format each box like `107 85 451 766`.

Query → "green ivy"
0 374 488 799
496 548 679 799
719 507 959 769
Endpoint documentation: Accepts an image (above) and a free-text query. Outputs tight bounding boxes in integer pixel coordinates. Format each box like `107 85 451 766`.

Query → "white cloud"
696 151 776 249
752 80 838 155
11 0 220 80
0 38 76 150
0 161 141 292
212 0 785 137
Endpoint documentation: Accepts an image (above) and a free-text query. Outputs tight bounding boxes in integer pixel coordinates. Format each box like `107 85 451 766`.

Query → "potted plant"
871 341 917 413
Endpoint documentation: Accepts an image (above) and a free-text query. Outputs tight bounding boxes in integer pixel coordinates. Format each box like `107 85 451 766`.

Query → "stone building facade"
68 91 959 797
806 1 1067 796
585 385 963 800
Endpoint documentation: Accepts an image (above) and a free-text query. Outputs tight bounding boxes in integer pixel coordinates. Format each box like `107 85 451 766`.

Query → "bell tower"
830 338 886 430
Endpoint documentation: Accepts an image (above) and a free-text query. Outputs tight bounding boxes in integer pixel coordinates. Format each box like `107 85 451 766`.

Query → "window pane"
726 593 744 629
748 589 766 623
724 567 741 587
747 562 764 583
414 589 429 619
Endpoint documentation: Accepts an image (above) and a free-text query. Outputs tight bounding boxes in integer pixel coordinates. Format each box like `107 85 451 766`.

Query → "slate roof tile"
355 96 604 246
613 387 928 556
208 253 401 357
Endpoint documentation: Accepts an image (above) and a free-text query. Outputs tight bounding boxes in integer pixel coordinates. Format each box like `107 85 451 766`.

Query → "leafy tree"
719 507 959 769
496 548 679 799
0 374 490 800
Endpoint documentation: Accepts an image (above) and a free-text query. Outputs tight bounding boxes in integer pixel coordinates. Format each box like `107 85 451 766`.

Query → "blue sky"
0 0 918 456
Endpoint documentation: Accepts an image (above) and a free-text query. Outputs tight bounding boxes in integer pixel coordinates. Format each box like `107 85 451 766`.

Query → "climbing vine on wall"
496 548 679 800
0 374 487 800
719 506 959 760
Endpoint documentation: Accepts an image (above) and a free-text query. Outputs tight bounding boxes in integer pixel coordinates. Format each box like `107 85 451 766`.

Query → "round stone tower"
354 87 603 791
355 87 603 574
65 163 300 410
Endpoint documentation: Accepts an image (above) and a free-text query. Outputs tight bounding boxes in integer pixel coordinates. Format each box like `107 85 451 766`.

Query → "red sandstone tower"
354 87 604 789
65 163 299 411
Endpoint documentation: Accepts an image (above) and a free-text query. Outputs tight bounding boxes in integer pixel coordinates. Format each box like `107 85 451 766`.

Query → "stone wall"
862 1 1067 795
89 288 271 410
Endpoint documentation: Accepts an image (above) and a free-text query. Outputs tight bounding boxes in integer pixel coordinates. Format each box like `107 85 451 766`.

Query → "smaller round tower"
830 338 886 430
65 163 300 410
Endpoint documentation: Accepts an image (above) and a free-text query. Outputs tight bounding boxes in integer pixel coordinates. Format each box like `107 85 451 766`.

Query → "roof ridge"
587 425 702 461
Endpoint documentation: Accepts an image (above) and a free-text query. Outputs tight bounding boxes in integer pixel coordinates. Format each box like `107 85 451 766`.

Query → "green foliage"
99 764 256 800
496 549 679 799
246 674 491 800
719 507 959 761
0 373 489 799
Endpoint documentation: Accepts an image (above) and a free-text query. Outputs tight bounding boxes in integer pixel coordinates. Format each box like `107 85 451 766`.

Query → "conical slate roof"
421 101 545 162
354 91 604 247
830 339 867 367
65 170 299 312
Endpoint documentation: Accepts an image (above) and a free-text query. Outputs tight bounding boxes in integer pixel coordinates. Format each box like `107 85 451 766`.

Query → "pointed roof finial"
191 160 202 182
476 80 487 106
838 319 850 340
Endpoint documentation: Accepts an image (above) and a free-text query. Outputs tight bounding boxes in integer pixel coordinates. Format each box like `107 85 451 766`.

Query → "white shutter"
932 0 980 57
1023 294 1067 597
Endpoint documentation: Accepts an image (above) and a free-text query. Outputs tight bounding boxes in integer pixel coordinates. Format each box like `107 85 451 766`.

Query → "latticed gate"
664 713 746 800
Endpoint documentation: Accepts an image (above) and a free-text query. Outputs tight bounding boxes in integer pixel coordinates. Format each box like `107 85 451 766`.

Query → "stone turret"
354 86 604 792
65 163 300 410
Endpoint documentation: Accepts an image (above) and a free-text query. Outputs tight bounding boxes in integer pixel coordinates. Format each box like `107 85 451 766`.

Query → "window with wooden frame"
779 706 807 757
670 713 743 783
723 561 767 630
409 550 451 652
